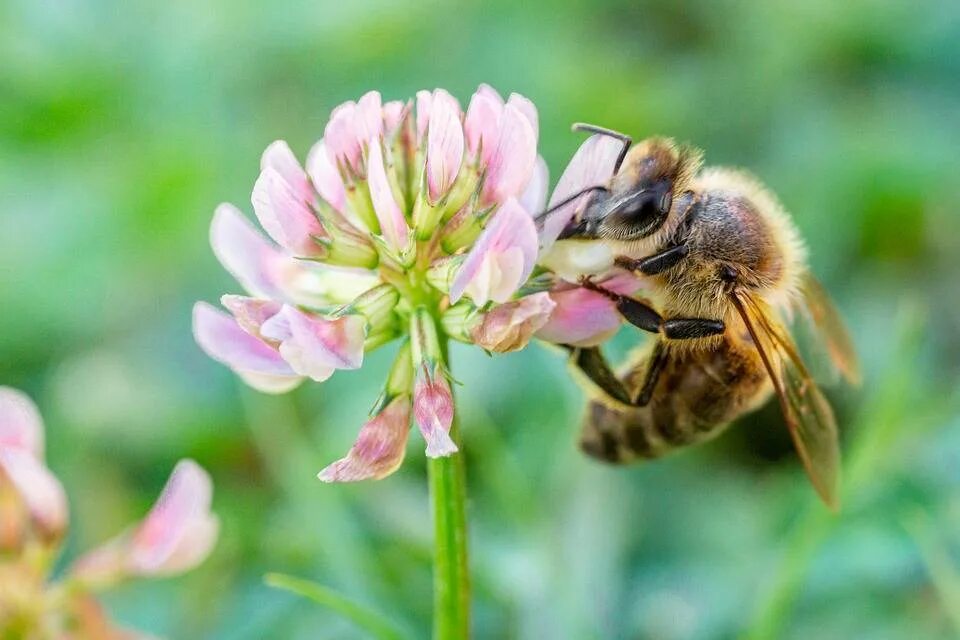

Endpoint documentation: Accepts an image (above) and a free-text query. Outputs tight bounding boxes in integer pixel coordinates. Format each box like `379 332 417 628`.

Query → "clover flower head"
0 388 218 637
193 86 640 482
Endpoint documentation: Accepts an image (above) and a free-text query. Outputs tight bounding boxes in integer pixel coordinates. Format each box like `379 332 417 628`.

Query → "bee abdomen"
580 397 726 463
579 336 771 464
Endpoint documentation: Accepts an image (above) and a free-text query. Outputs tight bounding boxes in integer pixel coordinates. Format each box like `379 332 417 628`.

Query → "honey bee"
538 124 860 509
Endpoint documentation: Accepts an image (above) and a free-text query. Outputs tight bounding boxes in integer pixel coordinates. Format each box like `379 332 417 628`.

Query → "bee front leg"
615 191 699 276
615 245 689 276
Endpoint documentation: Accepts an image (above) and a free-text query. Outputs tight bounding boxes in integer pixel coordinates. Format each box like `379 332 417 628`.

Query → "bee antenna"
533 185 609 226
571 123 633 173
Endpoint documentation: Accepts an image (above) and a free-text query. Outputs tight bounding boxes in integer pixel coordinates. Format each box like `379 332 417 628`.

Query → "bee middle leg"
578 278 725 340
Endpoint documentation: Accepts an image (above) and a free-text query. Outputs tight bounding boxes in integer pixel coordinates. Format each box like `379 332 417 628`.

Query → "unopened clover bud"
314 204 380 269
439 201 488 255
441 301 481 344
426 255 464 296
334 284 402 352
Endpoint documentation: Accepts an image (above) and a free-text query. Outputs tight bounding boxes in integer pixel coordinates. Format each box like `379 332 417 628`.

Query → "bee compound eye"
618 192 660 221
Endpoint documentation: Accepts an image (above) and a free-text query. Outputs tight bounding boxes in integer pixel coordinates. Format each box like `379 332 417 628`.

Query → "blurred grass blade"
905 513 960 635
265 573 407 640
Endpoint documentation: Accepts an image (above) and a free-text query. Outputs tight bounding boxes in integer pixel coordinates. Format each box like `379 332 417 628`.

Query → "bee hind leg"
563 338 668 410
562 345 634 407
634 341 668 407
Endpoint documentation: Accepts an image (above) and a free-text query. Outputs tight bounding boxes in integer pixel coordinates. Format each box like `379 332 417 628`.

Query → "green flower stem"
428 333 470 639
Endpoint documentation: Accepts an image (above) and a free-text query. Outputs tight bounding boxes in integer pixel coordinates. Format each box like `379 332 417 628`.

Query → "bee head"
562 138 703 242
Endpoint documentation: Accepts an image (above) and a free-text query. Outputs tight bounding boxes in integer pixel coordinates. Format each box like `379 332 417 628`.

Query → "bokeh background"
2 0 959 637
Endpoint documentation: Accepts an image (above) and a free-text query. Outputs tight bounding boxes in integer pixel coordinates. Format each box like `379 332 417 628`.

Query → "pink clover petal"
413 374 457 458
126 460 219 576
464 91 502 160
251 167 326 258
0 448 68 540
260 306 366 382
366 142 410 252
415 90 433 141
536 287 624 347
482 104 538 204
518 155 549 216
426 89 465 202
540 134 622 250
192 302 302 393
306 140 347 212
0 387 44 458
260 140 312 202
471 292 556 353
318 396 412 482
450 197 538 305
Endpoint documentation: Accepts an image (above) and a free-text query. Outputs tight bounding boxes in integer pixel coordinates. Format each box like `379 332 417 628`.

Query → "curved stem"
428 335 470 639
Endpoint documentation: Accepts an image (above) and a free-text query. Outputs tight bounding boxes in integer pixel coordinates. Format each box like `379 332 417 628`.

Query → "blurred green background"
2 0 959 637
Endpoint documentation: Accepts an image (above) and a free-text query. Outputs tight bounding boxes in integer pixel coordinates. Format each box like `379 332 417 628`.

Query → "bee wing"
798 272 861 386
731 291 841 510
540 135 623 250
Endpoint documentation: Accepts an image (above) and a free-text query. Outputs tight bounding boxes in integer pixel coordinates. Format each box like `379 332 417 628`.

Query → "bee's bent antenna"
572 122 633 173
533 185 609 227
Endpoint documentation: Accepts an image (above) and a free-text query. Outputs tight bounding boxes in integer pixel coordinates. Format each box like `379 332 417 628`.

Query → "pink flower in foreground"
192 85 638 483
0 389 217 638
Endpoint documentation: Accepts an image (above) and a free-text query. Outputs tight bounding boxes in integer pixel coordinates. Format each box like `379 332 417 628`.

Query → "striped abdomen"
579 332 772 463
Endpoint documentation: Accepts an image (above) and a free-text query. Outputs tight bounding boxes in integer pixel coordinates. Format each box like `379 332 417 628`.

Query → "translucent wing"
539 134 622 251
731 291 841 510
798 272 861 385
